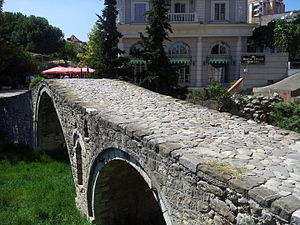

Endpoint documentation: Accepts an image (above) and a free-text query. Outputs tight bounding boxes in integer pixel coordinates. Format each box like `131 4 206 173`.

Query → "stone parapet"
30 79 300 224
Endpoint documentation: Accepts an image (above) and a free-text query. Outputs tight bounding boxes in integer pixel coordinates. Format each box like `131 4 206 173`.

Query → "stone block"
213 214 232 225
291 209 300 225
198 180 225 197
248 187 280 207
229 177 266 195
197 164 233 183
211 198 235 223
236 213 255 225
158 142 183 157
271 195 300 221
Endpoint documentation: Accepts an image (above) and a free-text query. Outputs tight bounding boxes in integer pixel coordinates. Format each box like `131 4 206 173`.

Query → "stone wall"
30 79 300 225
0 91 33 146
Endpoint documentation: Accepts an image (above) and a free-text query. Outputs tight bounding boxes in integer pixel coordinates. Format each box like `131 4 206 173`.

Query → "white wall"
240 52 288 90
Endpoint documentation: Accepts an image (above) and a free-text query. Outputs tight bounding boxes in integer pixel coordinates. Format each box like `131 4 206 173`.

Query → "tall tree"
0 12 64 55
138 0 180 95
77 25 100 67
274 19 300 61
248 21 276 52
93 0 128 78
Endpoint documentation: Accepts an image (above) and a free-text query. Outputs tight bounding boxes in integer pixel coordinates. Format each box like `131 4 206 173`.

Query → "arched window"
169 42 191 57
130 43 144 58
211 43 228 55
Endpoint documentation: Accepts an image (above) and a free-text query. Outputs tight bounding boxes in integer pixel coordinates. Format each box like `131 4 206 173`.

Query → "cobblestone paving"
55 79 300 201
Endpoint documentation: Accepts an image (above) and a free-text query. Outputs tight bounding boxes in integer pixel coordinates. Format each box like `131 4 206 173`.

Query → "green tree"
0 45 36 87
0 12 64 55
77 25 100 67
0 11 39 87
93 0 128 78
274 19 300 61
54 41 79 63
138 0 180 95
248 21 276 52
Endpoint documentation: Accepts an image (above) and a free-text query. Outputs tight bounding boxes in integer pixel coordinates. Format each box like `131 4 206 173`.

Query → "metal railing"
168 13 196 23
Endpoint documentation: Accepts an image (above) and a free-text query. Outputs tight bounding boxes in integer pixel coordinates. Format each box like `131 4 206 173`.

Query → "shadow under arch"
87 148 173 225
35 87 68 161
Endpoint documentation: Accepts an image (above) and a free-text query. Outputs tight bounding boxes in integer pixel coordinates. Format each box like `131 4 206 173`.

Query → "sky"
3 0 300 42
3 0 105 42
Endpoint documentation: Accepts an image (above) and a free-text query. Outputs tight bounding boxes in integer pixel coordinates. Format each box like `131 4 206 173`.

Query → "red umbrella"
72 67 95 74
41 66 73 74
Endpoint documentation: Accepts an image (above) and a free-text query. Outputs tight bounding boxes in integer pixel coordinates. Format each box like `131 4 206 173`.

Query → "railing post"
167 13 196 22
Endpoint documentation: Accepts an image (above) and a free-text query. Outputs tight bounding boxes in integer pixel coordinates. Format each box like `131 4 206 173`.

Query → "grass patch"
29 76 44 89
203 161 248 178
0 143 91 225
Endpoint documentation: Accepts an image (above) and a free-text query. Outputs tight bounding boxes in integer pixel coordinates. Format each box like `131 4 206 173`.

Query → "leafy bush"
187 83 228 101
204 83 228 100
29 76 44 89
271 102 300 133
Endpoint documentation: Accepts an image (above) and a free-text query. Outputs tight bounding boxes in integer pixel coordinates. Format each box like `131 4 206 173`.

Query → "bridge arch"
34 86 66 152
87 148 173 225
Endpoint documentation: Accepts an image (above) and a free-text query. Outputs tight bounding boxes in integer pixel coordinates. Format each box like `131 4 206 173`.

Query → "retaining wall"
0 91 33 146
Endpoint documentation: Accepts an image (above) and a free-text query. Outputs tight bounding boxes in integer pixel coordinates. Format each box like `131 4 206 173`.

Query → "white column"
196 37 203 87
195 0 205 23
121 0 126 24
118 38 124 52
235 36 242 80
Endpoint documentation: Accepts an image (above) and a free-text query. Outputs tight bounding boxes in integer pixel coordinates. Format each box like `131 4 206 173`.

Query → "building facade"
248 0 285 23
117 0 255 88
251 10 300 26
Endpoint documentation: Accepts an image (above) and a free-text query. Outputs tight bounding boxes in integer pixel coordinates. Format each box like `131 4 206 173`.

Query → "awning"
130 58 192 65
169 57 192 65
130 59 146 64
208 57 231 65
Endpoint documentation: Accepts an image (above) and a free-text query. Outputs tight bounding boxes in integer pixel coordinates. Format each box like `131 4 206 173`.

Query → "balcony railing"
168 13 197 23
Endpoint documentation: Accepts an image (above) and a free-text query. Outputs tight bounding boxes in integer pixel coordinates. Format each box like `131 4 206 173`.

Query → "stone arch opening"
75 143 83 185
36 91 67 160
88 149 171 225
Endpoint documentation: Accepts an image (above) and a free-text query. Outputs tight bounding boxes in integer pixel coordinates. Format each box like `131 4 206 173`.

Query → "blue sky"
3 0 300 42
3 0 104 42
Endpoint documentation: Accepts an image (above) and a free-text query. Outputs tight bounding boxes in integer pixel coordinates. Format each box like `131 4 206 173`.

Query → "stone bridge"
26 79 300 224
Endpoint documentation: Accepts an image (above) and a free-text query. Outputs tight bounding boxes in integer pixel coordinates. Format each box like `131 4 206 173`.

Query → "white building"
117 0 255 88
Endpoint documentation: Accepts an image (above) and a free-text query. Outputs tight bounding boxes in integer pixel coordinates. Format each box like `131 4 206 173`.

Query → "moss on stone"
203 161 248 178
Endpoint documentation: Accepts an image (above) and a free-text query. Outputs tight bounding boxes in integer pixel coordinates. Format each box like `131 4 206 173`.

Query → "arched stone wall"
30 80 300 225
36 91 65 151
33 84 88 193
87 148 173 225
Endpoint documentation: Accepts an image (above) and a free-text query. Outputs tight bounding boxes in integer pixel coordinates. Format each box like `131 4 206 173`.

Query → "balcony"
168 13 197 23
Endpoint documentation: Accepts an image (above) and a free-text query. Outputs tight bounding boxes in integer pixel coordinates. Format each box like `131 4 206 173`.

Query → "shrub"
271 102 300 133
29 76 44 89
187 83 228 102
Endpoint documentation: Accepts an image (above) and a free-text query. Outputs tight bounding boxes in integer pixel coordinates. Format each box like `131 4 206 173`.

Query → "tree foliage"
138 0 181 96
78 25 102 68
0 11 65 87
271 102 300 133
0 44 36 87
90 0 128 78
248 18 300 61
248 21 276 52
53 41 79 63
274 19 300 61
1 12 64 55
